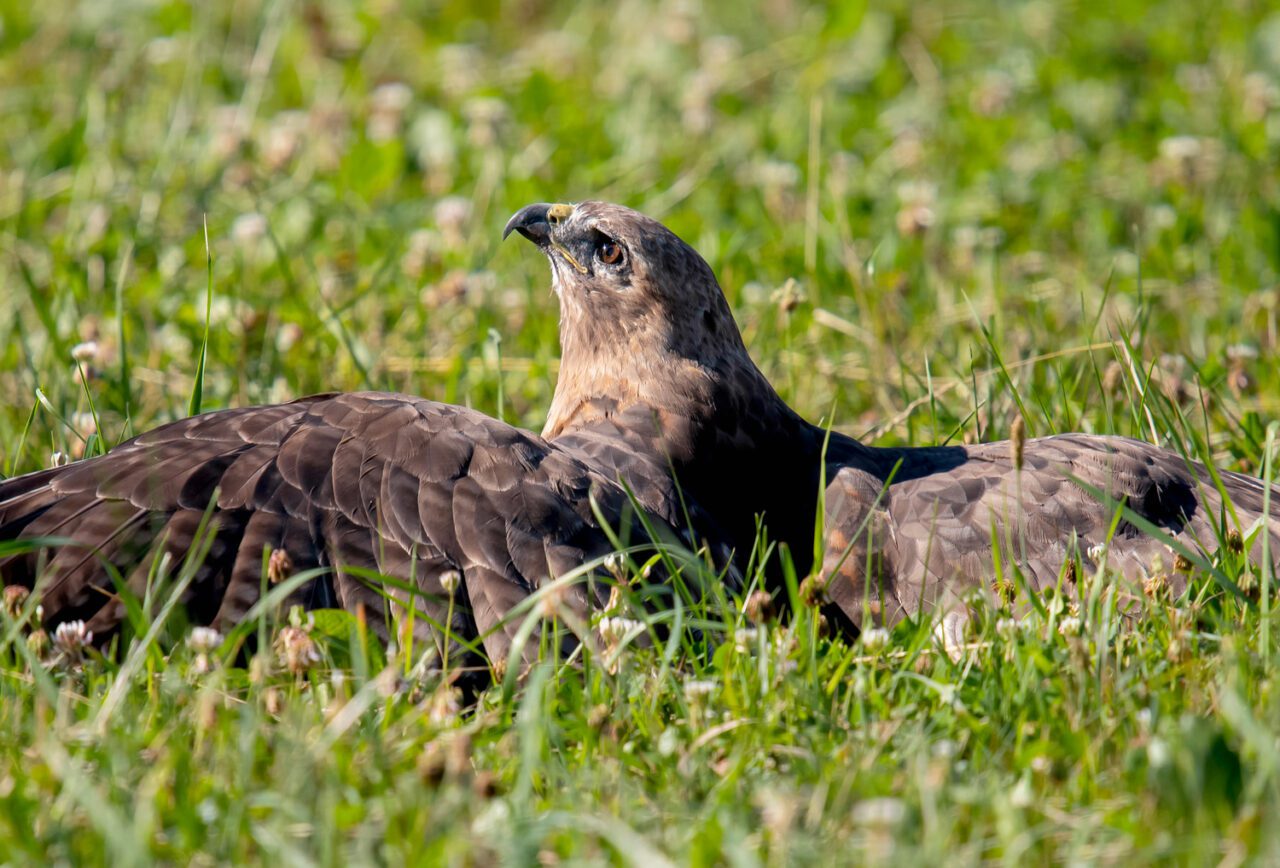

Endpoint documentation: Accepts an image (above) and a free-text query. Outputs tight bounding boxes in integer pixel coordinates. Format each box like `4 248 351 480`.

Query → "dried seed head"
1102 361 1124 395
895 202 935 237
1010 415 1026 471
1227 362 1253 398
267 548 293 584
813 612 832 639
798 573 828 607
472 770 500 799
2 585 29 618
26 629 50 659
1143 572 1168 600
771 278 805 313
743 590 774 625
274 625 321 674
426 686 462 726
1173 553 1195 573
418 742 448 786
587 703 611 731
1063 559 1079 586
991 577 1017 607
1226 528 1245 555
537 580 566 619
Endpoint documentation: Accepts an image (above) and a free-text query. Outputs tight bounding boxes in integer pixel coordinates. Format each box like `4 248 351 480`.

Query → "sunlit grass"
2 0 1280 862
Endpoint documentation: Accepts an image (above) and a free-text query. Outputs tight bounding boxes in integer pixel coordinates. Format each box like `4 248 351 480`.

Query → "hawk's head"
503 201 746 365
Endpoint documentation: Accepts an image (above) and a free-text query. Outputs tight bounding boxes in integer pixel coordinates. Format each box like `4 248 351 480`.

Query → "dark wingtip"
503 203 552 244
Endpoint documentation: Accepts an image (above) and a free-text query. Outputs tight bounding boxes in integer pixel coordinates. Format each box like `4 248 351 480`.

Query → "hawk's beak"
503 202 574 247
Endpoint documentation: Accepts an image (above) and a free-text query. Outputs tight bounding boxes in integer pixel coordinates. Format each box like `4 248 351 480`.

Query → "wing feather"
0 392 679 668
824 433 1280 628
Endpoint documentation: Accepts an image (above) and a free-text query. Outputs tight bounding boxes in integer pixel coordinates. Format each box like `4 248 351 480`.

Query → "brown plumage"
819 434 1280 631
0 393 693 668
1 200 1276 662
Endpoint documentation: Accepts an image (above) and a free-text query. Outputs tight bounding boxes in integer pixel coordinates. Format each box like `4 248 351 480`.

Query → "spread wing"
0 392 670 666
822 433 1280 627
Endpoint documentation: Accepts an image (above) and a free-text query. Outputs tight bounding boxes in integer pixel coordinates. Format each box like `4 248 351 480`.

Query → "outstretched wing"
822 434 1280 627
0 392 668 666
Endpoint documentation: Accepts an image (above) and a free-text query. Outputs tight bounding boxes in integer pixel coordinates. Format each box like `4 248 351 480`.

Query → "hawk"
0 201 1276 660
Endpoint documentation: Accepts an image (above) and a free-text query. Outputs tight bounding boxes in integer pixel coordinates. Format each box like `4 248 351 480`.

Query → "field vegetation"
2 0 1280 862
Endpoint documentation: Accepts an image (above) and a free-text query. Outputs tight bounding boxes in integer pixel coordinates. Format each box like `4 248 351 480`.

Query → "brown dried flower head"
274 625 321 674
2 585 29 618
267 548 293 584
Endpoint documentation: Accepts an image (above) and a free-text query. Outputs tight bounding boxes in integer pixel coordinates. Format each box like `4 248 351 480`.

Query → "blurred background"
1 0 1278 473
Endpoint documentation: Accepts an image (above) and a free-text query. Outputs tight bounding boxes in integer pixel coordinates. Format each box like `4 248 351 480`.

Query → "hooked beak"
503 203 551 245
502 202 575 247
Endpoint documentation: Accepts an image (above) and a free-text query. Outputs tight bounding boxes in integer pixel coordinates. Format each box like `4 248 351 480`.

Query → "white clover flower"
370 81 413 115
732 627 759 652
70 341 99 364
682 679 717 700
597 616 643 645
53 620 93 658
368 100 408 141
231 213 268 247
602 552 627 580
188 626 222 674
851 797 906 827
439 570 461 596
71 412 96 439
433 196 472 234
860 626 891 653
995 617 1021 640
187 626 223 654
1058 616 1083 637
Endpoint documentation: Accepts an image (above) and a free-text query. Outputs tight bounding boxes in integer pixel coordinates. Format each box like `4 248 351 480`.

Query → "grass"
2 0 1280 862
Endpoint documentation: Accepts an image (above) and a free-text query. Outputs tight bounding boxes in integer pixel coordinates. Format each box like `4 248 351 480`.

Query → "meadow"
1 0 1280 862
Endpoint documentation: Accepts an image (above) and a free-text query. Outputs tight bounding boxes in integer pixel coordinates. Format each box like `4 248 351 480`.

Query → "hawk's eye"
596 239 624 266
